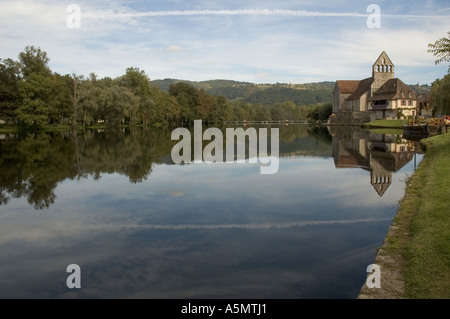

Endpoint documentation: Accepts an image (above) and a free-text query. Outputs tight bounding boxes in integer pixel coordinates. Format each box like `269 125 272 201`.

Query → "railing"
406 117 442 126
224 120 308 125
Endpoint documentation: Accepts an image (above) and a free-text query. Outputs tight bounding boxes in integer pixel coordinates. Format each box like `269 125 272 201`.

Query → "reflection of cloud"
170 190 185 197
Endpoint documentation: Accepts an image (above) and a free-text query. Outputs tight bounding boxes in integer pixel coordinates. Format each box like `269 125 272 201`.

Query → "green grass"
366 127 404 135
364 119 407 129
391 132 450 298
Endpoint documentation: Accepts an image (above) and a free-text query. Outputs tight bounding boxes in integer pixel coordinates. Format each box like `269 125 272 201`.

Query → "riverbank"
358 131 450 299
363 119 406 129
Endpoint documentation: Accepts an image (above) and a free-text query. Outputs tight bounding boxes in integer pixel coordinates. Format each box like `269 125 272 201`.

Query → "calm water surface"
0 125 422 298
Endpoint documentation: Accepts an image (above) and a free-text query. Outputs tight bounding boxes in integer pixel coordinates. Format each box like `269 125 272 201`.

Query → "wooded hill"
151 79 335 106
151 78 431 107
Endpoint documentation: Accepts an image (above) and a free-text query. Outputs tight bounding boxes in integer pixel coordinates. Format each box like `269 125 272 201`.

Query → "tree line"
0 46 332 129
428 31 450 116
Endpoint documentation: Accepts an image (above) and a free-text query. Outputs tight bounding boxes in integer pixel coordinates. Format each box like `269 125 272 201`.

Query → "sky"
0 0 449 85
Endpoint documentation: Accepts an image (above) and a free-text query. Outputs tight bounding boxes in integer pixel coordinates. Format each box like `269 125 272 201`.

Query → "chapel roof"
346 77 373 100
335 80 361 94
368 78 415 101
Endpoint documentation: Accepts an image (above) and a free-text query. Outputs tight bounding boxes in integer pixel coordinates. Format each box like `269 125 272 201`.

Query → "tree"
254 104 271 121
120 67 152 96
210 96 233 125
68 74 84 127
14 46 60 128
428 31 450 72
151 90 179 127
78 73 102 126
168 82 199 125
16 73 57 127
0 58 20 123
428 33 450 115
307 103 332 123
119 67 155 126
18 45 51 78
51 74 73 125
431 74 450 116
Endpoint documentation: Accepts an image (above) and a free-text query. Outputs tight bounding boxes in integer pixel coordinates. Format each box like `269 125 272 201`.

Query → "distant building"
330 51 418 123
417 93 433 117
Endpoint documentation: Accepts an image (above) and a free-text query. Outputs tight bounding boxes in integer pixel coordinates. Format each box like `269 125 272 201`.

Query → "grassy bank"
400 132 450 298
360 132 450 299
363 119 407 129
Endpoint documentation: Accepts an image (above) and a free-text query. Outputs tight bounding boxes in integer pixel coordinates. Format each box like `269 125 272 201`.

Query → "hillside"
150 79 335 106
150 79 432 107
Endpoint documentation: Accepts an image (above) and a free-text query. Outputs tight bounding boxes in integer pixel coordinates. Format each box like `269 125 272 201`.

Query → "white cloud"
166 45 182 52
0 0 449 83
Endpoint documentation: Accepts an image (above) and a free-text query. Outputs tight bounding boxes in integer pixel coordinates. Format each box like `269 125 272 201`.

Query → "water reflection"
0 126 332 209
329 126 421 197
0 125 423 299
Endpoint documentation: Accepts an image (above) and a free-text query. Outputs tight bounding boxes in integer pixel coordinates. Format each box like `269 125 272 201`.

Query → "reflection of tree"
278 125 332 157
0 128 174 209
0 125 335 209
307 126 332 146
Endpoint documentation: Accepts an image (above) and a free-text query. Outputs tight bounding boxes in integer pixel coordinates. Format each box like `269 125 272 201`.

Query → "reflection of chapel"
332 131 416 197
330 51 417 124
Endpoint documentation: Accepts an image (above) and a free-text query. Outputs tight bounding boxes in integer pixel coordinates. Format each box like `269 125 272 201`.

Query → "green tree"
53 73 73 125
0 58 20 123
16 73 56 127
431 74 450 116
97 84 138 127
209 96 232 125
168 82 199 125
254 104 272 121
428 33 450 115
428 31 450 71
119 67 156 126
18 45 51 78
78 73 100 126
15 46 59 128
307 103 332 123
151 90 180 127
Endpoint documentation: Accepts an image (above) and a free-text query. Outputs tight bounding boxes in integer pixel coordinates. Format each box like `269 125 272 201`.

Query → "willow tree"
428 32 450 116
428 31 450 72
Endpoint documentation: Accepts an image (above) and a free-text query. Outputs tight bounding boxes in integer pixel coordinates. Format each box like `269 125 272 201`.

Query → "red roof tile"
335 80 361 94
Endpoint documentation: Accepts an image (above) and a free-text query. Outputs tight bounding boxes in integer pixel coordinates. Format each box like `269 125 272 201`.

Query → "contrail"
85 9 449 19
117 9 367 18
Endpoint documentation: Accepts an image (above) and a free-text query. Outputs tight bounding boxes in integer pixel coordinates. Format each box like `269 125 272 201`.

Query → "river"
0 124 422 298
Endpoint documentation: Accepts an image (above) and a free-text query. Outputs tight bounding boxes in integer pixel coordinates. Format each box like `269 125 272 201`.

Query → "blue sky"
0 0 449 84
